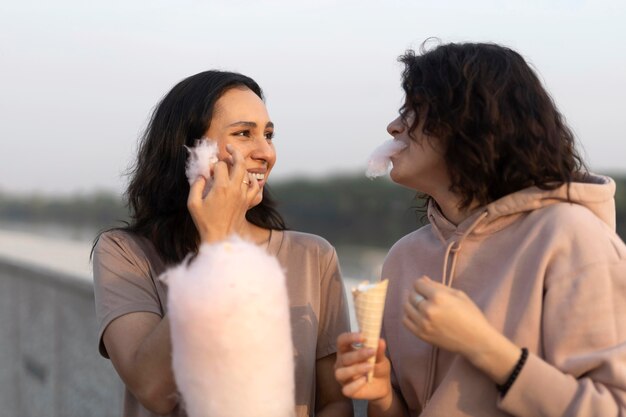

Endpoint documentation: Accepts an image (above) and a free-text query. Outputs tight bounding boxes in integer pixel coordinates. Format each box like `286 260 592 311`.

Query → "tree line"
1 173 625 248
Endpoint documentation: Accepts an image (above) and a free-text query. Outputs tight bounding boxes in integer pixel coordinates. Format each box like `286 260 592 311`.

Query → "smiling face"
386 110 450 196
204 87 276 208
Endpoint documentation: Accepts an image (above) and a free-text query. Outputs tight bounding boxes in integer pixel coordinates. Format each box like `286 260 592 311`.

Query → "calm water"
0 221 95 279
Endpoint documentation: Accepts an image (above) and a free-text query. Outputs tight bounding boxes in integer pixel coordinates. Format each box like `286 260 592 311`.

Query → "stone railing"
0 236 368 417
0 255 122 417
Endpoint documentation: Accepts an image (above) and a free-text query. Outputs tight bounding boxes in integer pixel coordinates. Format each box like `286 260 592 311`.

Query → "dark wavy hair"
398 41 587 208
98 70 286 265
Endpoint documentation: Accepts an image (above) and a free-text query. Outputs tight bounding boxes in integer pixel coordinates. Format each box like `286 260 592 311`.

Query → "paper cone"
352 279 388 381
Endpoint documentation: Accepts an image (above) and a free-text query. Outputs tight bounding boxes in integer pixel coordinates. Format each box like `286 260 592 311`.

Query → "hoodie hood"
428 174 616 243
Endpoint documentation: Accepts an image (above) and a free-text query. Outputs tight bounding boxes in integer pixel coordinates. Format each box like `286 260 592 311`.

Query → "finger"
402 315 423 339
403 298 423 324
375 338 387 364
413 275 443 299
342 375 368 397
246 173 261 200
241 172 253 189
226 144 247 183
221 143 235 166
242 172 254 186
337 332 365 353
212 161 229 187
335 362 373 384
340 347 377 367
187 176 206 210
408 289 426 310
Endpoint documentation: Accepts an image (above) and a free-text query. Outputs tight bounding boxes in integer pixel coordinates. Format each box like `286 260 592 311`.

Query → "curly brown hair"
398 41 587 208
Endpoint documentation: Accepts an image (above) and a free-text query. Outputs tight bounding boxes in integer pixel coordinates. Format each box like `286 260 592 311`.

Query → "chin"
389 168 403 184
389 169 415 190
248 194 263 210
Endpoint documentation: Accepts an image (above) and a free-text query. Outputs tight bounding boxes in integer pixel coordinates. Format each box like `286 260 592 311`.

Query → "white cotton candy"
365 140 408 178
185 139 219 196
163 237 295 417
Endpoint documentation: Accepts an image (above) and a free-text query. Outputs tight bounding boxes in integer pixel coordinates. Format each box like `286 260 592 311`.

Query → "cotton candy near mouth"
185 139 219 197
163 237 295 417
365 140 407 178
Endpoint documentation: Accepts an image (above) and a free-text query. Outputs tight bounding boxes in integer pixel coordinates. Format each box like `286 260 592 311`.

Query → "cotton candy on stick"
185 139 219 197
164 237 295 417
365 140 407 178
352 279 389 381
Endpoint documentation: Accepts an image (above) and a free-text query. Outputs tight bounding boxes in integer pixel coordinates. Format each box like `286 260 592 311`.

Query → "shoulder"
531 203 609 232
386 225 434 260
275 230 338 275
529 203 626 260
93 229 152 271
94 229 140 255
523 203 626 286
280 230 336 257
381 225 437 278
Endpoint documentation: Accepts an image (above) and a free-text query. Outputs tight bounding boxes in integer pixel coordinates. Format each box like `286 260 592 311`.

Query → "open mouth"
249 172 266 181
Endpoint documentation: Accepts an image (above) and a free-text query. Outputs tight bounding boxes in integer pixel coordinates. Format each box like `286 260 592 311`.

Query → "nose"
387 115 405 137
251 137 275 165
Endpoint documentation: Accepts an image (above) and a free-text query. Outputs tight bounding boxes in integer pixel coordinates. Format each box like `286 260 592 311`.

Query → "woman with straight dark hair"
334 42 626 416
92 70 352 417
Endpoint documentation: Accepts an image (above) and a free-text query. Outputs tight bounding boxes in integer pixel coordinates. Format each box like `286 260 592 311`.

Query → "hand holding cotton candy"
185 139 219 197
365 140 407 178
163 237 295 417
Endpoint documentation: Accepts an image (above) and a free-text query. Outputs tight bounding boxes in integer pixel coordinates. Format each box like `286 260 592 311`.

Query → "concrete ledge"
0 247 369 416
0 254 93 294
0 257 122 417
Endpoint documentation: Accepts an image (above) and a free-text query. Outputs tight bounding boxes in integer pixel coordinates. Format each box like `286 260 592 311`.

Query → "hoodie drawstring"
422 210 489 407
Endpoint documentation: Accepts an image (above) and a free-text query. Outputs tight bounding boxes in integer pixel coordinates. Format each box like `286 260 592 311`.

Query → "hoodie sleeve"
497 258 626 416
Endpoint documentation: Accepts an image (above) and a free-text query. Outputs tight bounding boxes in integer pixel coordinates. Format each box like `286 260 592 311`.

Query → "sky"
1 0 625 195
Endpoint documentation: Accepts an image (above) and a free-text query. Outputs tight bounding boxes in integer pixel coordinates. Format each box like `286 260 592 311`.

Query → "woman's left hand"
187 144 260 244
404 276 523 385
403 276 497 359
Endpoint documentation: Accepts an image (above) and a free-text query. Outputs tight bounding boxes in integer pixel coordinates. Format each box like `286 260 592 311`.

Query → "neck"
431 187 479 226
240 221 272 245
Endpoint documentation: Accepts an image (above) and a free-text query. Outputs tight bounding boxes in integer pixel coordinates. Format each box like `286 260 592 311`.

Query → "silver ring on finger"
412 293 425 307
242 180 251 186
350 342 364 350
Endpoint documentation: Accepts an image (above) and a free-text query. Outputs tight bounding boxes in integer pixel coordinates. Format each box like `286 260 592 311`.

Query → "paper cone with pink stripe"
352 279 388 381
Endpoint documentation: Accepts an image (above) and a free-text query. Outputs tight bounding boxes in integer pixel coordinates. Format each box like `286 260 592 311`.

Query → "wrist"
368 383 393 411
496 347 528 396
465 330 521 385
199 229 229 244
195 221 234 244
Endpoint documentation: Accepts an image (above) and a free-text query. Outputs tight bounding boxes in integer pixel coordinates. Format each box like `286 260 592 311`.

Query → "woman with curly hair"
334 42 626 416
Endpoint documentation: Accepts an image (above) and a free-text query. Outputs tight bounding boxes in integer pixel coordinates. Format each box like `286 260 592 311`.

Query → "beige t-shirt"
93 229 350 417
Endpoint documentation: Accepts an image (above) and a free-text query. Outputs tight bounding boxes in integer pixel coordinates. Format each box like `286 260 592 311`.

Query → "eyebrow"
228 121 274 129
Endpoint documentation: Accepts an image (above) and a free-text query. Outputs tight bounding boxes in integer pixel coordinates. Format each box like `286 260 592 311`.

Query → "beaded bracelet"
497 347 529 397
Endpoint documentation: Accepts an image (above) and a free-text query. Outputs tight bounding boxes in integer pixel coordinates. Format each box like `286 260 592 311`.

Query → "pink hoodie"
381 174 626 416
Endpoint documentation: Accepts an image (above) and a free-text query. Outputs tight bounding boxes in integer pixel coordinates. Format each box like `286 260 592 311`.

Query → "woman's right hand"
334 332 392 402
187 144 260 244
